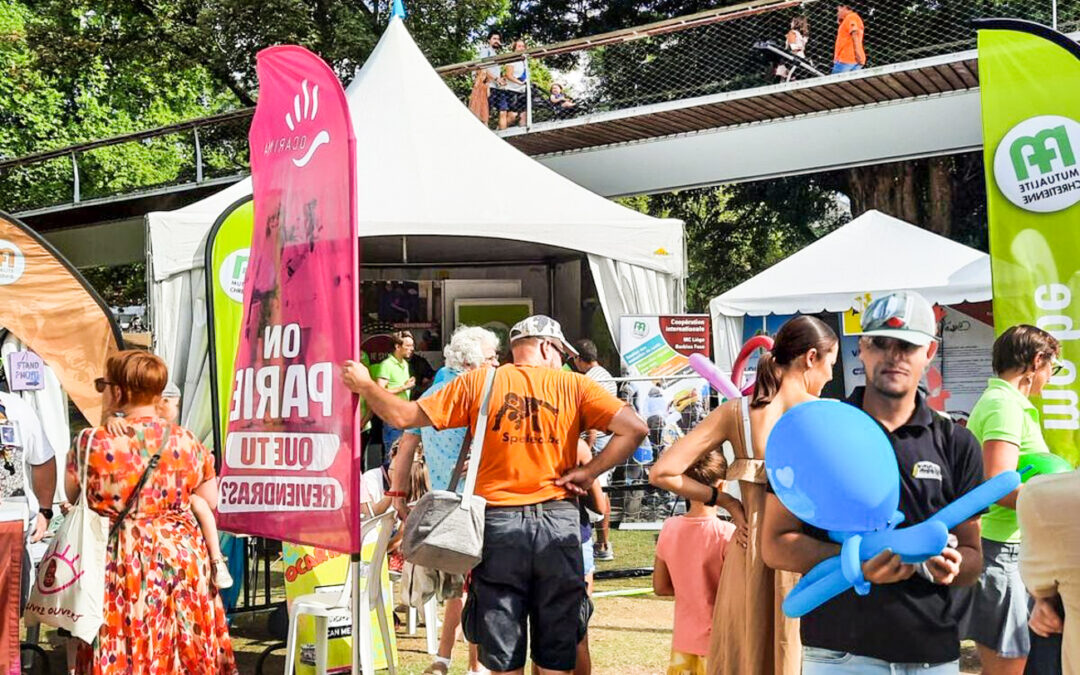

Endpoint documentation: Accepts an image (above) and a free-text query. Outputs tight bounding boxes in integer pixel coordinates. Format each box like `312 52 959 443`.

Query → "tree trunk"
925 157 954 238
845 162 919 222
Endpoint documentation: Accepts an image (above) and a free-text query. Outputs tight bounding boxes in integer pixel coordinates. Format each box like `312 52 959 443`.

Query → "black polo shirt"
798 387 984 664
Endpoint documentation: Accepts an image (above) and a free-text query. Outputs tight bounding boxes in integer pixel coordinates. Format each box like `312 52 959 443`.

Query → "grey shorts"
959 539 1030 658
462 500 586 672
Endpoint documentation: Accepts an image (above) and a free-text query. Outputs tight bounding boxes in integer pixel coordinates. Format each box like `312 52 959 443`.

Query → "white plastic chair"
406 595 440 655
283 510 397 675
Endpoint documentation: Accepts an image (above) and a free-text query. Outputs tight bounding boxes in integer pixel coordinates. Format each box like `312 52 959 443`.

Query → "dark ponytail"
749 315 838 408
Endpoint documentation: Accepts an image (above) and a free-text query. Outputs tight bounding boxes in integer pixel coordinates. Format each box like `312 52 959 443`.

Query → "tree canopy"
1 0 508 210
2 0 1004 311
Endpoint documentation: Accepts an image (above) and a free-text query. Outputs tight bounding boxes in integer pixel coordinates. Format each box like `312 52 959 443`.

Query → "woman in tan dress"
651 316 838 675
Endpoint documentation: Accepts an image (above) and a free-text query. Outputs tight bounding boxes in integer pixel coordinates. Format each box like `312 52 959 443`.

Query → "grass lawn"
19 528 984 673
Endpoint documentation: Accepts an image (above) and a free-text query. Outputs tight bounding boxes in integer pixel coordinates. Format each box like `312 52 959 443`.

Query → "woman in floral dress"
65 350 236 674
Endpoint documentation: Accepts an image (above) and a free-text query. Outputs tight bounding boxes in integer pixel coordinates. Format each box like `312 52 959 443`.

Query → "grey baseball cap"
859 291 938 346
509 315 579 356
162 382 182 399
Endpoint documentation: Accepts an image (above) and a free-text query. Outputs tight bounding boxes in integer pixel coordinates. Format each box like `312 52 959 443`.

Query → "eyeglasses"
542 340 567 361
94 377 113 393
867 336 921 353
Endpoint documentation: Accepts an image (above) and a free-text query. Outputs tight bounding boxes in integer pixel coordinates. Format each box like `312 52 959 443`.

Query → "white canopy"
147 18 685 442
709 210 991 369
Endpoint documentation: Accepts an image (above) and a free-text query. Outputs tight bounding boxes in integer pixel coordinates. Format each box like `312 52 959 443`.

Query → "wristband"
705 486 719 507
39 507 54 520
384 490 407 498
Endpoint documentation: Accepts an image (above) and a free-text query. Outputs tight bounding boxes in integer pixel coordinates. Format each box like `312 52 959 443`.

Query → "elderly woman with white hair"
388 325 499 675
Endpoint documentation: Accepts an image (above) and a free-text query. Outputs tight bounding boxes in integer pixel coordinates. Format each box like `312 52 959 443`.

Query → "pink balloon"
731 335 775 391
689 353 741 399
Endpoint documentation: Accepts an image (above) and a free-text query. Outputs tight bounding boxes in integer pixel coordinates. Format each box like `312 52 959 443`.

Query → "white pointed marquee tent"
147 18 685 440
709 210 991 370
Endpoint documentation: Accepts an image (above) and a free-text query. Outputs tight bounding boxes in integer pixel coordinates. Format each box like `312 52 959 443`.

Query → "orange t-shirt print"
834 11 864 64
418 365 626 506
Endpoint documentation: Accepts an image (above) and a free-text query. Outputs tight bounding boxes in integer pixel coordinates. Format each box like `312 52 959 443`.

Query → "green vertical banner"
205 196 254 454
978 19 1080 466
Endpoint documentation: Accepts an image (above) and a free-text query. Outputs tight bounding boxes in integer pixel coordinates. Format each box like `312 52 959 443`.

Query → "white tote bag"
24 428 109 644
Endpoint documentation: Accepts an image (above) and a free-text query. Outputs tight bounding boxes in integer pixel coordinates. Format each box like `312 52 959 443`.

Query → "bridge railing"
0 110 253 215
438 0 1076 135
3 0 1076 214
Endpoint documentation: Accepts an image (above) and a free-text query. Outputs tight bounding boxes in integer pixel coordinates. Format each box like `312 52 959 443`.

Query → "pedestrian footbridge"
1 0 1075 263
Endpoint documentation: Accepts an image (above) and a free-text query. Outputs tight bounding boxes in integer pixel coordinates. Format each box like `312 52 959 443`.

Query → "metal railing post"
70 152 80 204
1052 0 1058 29
194 127 204 183
524 58 533 130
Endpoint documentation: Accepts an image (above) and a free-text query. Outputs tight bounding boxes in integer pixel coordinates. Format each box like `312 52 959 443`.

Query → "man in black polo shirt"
762 291 984 673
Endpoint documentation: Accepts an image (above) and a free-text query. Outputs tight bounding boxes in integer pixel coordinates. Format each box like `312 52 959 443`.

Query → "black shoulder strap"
109 423 172 539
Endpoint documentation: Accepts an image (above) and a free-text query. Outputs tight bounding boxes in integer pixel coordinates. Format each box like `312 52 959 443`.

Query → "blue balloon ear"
766 400 900 533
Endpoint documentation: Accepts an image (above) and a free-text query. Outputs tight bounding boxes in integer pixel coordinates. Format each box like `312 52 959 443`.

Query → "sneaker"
594 543 614 561
213 558 234 589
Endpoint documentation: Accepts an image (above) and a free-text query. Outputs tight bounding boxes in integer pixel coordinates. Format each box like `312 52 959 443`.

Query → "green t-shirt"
372 354 411 401
967 377 1050 543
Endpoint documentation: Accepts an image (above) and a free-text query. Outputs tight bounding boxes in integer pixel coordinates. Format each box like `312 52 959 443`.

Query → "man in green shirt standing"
372 331 415 457
961 324 1068 674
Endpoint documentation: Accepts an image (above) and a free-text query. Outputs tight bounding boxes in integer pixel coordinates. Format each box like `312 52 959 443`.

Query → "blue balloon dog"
765 400 1021 618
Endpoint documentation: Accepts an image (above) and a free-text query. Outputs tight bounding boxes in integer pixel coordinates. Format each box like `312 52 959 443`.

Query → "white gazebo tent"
709 210 991 370
147 17 685 442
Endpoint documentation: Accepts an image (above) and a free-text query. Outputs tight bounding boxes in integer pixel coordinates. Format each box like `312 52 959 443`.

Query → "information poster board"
619 315 711 450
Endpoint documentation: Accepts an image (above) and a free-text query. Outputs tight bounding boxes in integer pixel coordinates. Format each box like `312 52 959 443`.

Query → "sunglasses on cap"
94 377 114 393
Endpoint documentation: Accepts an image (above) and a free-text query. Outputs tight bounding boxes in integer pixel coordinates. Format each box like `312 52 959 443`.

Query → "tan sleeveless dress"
706 398 801 675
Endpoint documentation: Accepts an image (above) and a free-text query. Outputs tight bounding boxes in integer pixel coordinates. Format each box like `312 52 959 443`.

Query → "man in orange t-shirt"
832 4 866 74
343 315 646 675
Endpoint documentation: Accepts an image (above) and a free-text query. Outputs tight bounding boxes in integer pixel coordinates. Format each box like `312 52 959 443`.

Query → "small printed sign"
6 350 45 391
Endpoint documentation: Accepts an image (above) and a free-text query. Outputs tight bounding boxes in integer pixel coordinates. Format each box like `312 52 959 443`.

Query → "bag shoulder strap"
458 367 498 507
74 427 95 492
446 430 471 494
109 422 172 539
738 397 754 460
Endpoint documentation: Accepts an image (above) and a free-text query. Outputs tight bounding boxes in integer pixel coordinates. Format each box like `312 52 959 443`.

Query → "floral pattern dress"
67 418 237 675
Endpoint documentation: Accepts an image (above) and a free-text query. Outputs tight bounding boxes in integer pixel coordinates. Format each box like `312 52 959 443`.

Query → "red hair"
105 350 168 408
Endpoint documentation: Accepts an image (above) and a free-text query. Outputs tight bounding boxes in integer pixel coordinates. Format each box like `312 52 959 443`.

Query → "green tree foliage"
621 176 848 312
2 0 509 211
81 262 147 307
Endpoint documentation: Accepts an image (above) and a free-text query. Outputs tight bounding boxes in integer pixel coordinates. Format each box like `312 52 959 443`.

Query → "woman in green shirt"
962 324 1061 675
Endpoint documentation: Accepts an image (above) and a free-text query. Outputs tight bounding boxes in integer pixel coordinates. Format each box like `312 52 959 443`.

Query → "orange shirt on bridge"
834 11 865 64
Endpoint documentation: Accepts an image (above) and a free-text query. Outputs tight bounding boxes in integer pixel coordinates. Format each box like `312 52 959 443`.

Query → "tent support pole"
194 128 204 183
547 258 556 318
71 152 80 204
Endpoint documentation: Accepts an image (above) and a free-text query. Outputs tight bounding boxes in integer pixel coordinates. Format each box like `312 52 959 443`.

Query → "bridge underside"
538 89 982 196
21 52 996 266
